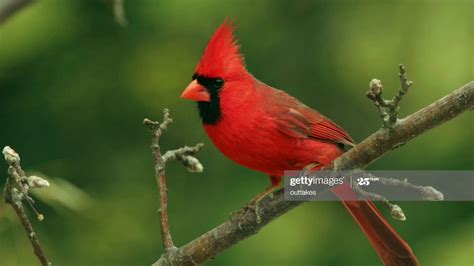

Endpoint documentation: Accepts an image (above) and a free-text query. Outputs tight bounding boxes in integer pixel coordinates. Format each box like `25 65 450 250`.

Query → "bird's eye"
213 78 224 89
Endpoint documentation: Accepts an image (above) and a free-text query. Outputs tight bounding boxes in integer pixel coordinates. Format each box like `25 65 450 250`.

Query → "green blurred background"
0 0 473 265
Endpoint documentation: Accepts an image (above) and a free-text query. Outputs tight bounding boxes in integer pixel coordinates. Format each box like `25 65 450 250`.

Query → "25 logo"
357 176 379 186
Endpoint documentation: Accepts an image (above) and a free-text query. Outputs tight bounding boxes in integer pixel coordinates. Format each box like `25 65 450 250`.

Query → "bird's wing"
264 88 355 147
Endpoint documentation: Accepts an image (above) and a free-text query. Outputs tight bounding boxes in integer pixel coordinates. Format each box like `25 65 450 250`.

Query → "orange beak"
181 80 210 102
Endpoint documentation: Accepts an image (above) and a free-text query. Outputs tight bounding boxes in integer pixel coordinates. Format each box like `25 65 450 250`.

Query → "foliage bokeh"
0 0 473 265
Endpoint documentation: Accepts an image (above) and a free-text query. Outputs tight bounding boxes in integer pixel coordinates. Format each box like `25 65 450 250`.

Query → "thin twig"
2 147 51 266
144 110 175 251
352 184 407 221
144 109 204 252
348 171 443 221
366 64 414 128
163 144 204 173
369 173 444 201
393 64 413 107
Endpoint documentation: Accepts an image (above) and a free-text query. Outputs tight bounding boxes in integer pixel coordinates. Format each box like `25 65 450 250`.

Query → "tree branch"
144 109 204 253
0 0 36 24
151 64 473 265
2 146 51 266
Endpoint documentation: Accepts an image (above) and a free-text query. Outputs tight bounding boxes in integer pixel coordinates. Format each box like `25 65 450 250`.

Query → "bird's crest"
196 19 246 78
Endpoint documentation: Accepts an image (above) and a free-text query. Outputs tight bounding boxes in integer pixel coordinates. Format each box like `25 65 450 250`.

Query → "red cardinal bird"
181 20 418 266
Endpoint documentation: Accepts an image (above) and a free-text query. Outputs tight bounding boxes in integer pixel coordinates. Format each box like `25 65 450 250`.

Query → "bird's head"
181 19 248 124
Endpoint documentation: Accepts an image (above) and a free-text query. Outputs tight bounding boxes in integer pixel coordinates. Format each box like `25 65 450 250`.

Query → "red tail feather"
333 184 419 266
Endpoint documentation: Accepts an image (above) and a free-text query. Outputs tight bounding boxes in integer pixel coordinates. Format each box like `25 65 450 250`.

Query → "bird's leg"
248 183 279 206
234 163 320 222
229 176 281 225
302 162 321 175
247 176 281 223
